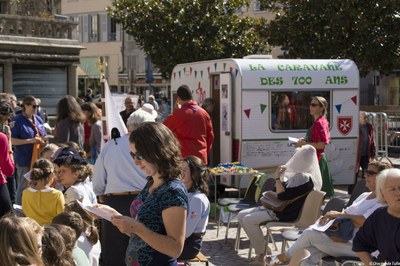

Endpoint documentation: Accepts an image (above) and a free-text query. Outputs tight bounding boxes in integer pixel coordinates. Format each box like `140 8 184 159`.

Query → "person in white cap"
139 103 158 120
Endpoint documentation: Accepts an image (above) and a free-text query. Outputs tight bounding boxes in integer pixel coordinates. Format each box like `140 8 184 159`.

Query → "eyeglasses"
310 103 321 107
364 169 378 176
130 151 144 161
31 105 40 108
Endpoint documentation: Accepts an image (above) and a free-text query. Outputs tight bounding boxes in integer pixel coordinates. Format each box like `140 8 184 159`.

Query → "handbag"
260 190 308 212
324 218 354 243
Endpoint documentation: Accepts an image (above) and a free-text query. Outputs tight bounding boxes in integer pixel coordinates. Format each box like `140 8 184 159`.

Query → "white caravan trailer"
170 58 359 185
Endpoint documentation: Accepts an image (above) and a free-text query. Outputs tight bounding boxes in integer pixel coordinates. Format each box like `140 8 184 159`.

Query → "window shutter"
101 13 108 42
83 15 88 43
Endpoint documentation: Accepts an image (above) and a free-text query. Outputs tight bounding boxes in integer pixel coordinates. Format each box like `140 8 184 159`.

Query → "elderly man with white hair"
93 103 157 266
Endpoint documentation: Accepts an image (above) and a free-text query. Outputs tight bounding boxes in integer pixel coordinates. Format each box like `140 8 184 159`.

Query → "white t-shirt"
185 190 210 237
77 233 101 266
344 191 384 241
344 192 383 218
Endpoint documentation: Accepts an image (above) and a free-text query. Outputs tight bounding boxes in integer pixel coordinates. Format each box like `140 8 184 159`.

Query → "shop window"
270 91 331 131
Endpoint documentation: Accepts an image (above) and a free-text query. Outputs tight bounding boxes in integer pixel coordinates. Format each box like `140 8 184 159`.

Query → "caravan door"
219 73 232 163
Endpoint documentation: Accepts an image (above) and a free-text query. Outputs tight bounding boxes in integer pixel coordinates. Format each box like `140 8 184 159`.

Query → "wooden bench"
183 251 209 266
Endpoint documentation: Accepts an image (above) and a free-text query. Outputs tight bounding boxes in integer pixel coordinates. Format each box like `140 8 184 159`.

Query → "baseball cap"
53 147 87 165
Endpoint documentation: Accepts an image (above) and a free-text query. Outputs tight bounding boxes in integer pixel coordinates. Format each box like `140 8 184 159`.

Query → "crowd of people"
0 89 212 266
0 90 398 266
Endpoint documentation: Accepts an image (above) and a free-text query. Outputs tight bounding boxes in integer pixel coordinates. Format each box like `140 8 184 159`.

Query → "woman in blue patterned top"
98 122 188 266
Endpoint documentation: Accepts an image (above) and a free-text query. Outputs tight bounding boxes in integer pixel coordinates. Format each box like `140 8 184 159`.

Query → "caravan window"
271 91 331 131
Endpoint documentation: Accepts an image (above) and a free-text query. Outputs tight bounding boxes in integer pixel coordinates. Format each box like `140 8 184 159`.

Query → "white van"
170 58 360 185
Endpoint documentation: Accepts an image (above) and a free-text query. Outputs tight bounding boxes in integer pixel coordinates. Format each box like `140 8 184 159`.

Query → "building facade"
61 0 170 101
0 1 83 115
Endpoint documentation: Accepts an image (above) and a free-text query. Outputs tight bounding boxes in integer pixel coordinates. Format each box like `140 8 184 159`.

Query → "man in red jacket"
164 85 214 165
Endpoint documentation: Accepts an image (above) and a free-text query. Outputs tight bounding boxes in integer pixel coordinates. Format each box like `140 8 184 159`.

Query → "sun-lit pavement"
189 157 399 266
190 186 350 266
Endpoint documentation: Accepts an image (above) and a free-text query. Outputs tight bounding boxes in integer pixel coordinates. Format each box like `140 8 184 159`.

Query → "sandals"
264 254 289 266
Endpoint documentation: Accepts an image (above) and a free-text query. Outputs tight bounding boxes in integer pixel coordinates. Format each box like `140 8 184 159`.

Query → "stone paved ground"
189 187 351 266
189 157 400 266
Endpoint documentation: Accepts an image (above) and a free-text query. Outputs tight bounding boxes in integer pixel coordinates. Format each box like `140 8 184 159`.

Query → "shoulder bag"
324 218 354 243
260 190 308 212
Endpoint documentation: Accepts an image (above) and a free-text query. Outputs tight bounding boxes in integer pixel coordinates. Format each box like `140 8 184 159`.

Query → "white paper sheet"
77 200 113 222
24 170 31 181
309 218 336 232
288 137 300 146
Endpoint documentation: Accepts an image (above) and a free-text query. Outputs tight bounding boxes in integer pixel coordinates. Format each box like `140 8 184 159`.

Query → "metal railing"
368 112 391 164
384 110 400 156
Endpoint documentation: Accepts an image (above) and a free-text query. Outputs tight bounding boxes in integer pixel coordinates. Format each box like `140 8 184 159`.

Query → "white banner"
103 80 128 141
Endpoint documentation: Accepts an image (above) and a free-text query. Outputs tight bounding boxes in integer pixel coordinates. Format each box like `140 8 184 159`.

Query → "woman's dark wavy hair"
183 156 209 196
129 122 182 181
56 95 85 123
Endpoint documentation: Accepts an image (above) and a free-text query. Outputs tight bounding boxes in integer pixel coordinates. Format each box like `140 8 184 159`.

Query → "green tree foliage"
109 0 270 78
260 0 400 75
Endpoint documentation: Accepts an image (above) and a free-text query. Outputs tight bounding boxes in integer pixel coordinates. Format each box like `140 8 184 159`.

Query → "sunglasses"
310 103 321 107
31 104 40 108
364 169 378 176
130 151 144 161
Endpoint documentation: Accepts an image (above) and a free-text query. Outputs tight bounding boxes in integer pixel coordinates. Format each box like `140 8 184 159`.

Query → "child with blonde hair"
22 158 65 225
39 143 59 161
0 214 44 265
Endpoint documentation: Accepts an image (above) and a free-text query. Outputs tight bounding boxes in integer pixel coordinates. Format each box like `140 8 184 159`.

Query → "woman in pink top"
297 96 334 197
0 99 15 217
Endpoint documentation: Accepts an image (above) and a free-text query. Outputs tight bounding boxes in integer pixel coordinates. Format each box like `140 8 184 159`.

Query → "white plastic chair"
264 190 326 254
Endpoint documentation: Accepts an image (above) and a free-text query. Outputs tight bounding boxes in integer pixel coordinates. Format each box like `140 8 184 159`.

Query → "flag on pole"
103 80 128 143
